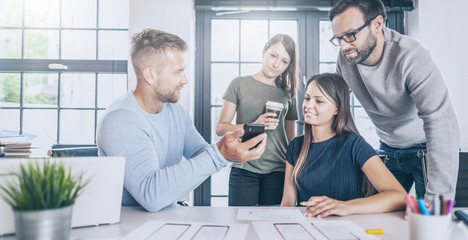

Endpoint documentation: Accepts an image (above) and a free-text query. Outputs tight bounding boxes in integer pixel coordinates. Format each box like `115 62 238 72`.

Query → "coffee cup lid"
266 101 284 108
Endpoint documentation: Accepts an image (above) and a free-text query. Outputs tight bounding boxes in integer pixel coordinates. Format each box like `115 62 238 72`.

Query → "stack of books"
0 130 36 158
2 142 32 158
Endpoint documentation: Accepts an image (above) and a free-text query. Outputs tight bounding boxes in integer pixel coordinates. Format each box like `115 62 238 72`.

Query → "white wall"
129 0 196 114
406 0 468 150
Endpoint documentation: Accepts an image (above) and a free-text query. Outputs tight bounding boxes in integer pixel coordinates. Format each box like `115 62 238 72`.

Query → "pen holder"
409 212 451 240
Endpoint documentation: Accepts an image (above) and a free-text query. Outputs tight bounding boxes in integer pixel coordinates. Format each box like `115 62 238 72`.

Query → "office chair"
455 152 468 207
50 144 98 157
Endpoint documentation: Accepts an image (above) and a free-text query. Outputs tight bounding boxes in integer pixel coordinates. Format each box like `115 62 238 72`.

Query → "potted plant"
0 159 88 240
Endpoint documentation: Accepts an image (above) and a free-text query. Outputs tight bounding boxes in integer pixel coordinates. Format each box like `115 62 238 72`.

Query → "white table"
68 206 409 240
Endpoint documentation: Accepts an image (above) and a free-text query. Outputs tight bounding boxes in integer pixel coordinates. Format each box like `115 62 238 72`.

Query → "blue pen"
418 198 430 215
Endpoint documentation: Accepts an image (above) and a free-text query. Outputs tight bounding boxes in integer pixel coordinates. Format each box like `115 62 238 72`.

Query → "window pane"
0 73 21 107
24 73 58 107
211 20 239 61
99 0 129 28
0 109 20 131
352 93 361 106
211 106 222 144
97 74 127 108
211 165 230 196
270 20 298 43
24 30 59 59
97 110 106 127
211 197 228 207
211 103 237 144
0 30 22 58
320 20 340 62
241 63 262 76
62 0 97 28
353 107 379 149
211 63 239 104
60 110 95 144
62 30 96 60
60 73 96 108
240 20 267 62
319 63 336 73
98 30 129 60
0 0 22 27
25 0 60 27
23 109 57 142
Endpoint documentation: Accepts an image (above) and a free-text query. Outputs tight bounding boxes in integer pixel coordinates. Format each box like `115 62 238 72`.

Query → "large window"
209 17 300 206
194 8 406 206
195 11 309 206
0 0 129 145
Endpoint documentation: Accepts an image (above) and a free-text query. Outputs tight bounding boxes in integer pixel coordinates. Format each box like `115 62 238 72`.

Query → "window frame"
194 9 406 206
194 10 312 206
0 0 128 144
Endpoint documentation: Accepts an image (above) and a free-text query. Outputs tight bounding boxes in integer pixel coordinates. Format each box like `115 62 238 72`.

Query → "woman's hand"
253 112 279 130
304 196 351 218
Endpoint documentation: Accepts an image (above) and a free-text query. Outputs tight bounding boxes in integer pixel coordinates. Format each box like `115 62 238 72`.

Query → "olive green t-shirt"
223 75 298 174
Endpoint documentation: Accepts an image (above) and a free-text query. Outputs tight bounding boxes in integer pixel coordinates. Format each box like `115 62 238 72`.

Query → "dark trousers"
377 141 427 198
228 167 285 206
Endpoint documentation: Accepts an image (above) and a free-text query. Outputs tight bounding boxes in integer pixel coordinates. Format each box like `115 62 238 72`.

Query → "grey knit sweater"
337 27 460 199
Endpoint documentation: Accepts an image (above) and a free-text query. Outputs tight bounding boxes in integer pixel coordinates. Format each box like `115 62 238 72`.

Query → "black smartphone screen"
241 124 265 143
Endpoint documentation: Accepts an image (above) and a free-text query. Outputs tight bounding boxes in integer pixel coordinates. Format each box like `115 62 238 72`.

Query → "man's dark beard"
343 32 377 64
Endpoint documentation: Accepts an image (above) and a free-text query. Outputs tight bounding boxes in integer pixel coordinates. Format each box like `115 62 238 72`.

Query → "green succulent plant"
0 159 89 211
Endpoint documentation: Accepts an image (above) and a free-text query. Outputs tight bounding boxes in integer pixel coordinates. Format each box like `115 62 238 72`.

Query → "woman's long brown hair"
292 73 375 196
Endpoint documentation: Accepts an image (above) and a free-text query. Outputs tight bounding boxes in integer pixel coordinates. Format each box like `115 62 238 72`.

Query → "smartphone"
241 123 265 143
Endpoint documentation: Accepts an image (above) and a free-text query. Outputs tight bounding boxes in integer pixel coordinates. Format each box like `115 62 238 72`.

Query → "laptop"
0 157 126 236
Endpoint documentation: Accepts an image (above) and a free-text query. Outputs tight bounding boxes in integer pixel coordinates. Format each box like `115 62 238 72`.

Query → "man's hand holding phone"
241 124 265 143
217 124 267 162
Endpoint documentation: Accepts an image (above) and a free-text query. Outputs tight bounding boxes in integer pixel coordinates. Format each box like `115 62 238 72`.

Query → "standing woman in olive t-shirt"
216 34 298 206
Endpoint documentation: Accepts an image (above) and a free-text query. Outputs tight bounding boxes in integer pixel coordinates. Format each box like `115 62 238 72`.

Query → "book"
4 151 31 155
2 142 33 158
50 146 98 157
4 142 32 149
3 152 31 158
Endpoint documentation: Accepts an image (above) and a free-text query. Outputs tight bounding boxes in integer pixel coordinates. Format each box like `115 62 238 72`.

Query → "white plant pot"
13 205 73 240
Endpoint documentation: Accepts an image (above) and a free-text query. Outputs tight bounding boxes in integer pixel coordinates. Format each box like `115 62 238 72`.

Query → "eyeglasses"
329 19 373 46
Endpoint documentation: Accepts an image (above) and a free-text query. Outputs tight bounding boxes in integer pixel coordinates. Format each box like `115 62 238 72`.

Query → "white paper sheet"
124 220 248 240
237 208 305 221
253 220 380 240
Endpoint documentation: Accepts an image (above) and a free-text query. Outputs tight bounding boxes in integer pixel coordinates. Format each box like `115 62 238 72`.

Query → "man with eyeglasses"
329 0 460 205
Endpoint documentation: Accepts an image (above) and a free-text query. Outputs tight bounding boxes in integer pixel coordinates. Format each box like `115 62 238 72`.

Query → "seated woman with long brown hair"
281 73 406 218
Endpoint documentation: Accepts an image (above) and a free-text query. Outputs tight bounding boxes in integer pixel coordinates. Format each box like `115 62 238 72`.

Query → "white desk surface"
67 206 408 240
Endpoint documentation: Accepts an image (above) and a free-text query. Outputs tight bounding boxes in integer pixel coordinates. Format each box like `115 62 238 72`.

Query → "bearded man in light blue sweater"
329 0 460 202
97 29 267 212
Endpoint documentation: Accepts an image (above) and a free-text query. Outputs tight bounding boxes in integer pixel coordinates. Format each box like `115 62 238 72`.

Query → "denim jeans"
377 141 427 198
